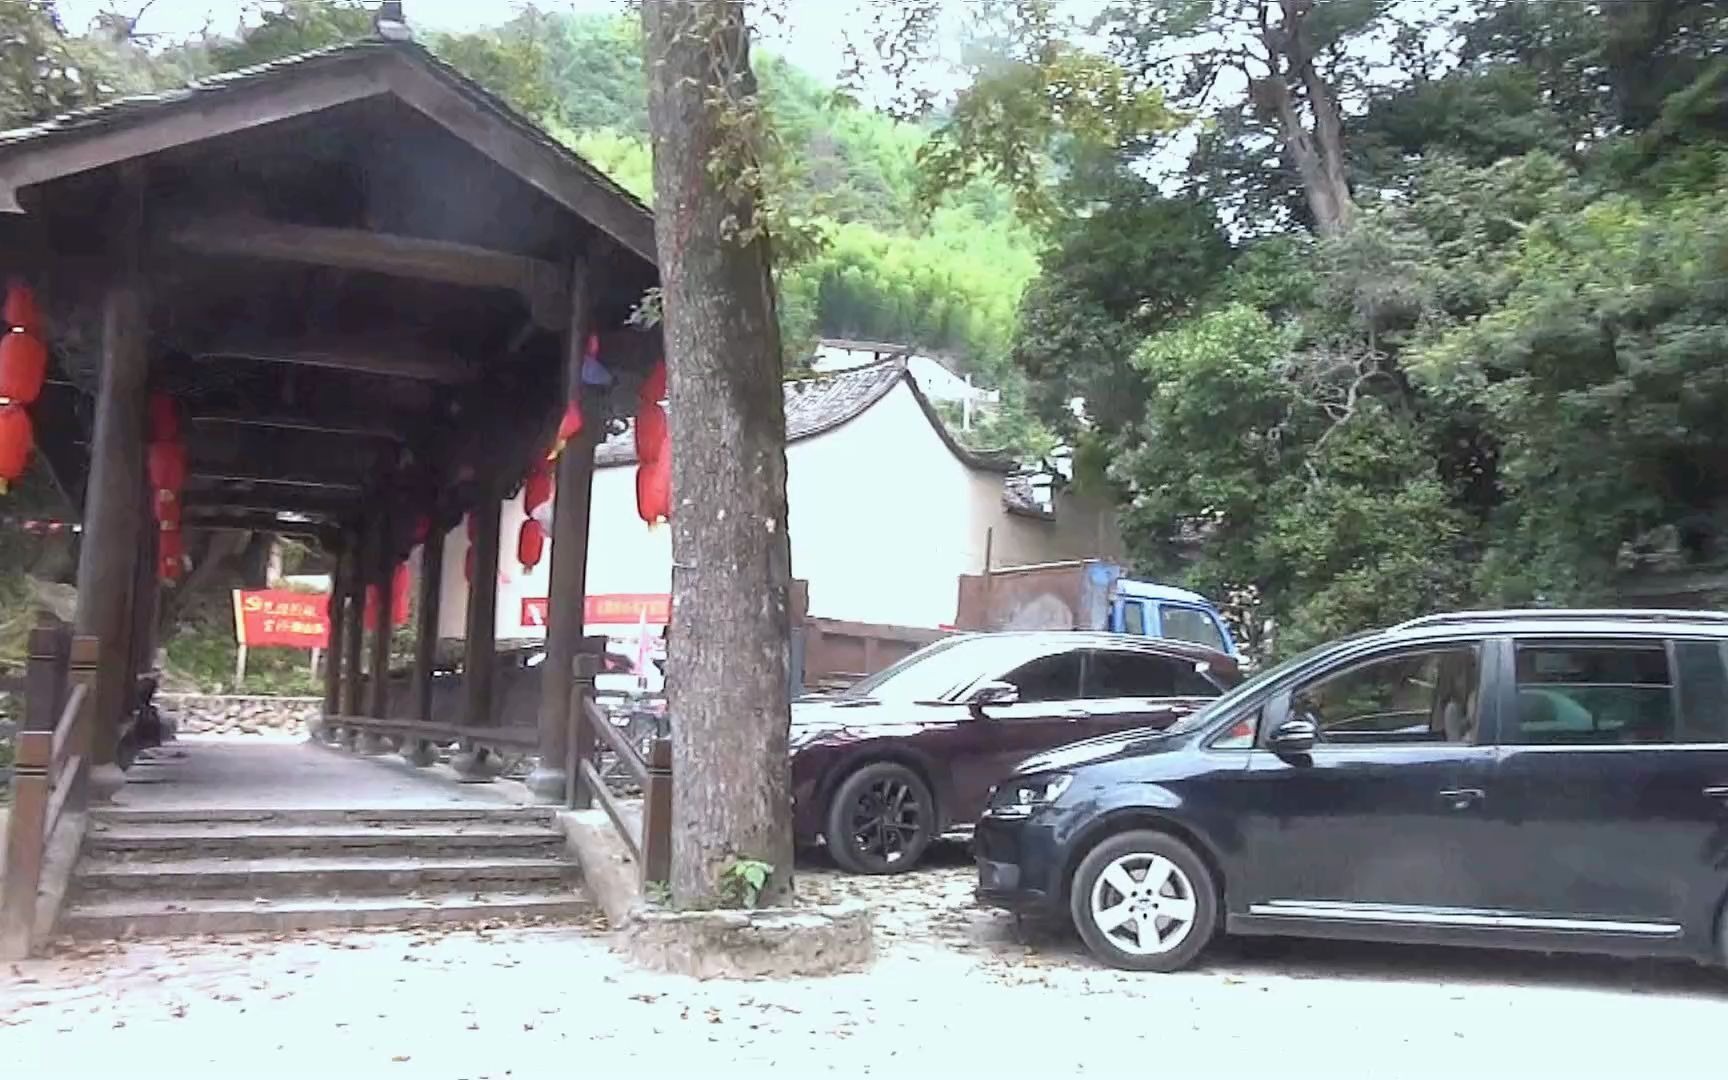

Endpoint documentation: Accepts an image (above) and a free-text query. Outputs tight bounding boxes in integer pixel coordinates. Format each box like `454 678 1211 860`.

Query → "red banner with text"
520 593 670 629
233 590 330 649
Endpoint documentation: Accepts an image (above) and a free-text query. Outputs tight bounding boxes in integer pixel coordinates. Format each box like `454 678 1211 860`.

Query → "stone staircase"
58 806 592 939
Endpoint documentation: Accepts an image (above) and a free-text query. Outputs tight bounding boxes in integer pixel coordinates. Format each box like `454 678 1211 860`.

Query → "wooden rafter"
186 331 475 384
189 411 409 443
164 216 569 328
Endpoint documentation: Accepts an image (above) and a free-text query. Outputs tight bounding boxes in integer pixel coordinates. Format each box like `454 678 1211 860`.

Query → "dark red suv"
789 632 1238 873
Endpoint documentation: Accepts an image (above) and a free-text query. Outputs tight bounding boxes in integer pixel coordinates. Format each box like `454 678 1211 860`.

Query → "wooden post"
365 516 395 719
322 553 347 725
0 626 71 959
453 491 502 780
340 552 364 721
527 258 595 803
74 168 148 791
641 735 673 888
405 525 444 766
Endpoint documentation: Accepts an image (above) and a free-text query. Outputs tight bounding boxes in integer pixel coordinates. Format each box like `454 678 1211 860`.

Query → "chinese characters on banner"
520 593 670 629
232 590 331 649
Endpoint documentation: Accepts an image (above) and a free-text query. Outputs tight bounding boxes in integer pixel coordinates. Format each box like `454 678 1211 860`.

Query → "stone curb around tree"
620 901 875 979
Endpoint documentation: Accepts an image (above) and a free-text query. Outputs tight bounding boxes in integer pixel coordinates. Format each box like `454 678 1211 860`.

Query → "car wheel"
824 762 935 875
1069 829 1217 972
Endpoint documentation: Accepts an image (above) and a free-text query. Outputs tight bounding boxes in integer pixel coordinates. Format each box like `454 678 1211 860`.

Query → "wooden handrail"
566 653 672 888
49 682 87 771
586 700 649 789
579 757 641 860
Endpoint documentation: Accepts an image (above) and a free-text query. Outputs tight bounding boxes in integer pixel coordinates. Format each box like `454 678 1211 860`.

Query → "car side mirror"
1268 717 1318 756
968 680 1019 719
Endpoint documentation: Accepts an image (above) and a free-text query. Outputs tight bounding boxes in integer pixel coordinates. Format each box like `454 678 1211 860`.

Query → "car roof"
1116 579 1213 606
1380 608 1728 643
943 630 1235 667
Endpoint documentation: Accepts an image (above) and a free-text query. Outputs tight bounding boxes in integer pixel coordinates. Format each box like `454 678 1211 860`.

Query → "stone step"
87 806 557 828
74 856 577 898
84 823 567 862
58 890 597 939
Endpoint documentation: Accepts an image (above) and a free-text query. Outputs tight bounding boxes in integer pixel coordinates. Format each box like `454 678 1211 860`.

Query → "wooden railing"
322 714 539 758
1 627 98 959
568 655 671 887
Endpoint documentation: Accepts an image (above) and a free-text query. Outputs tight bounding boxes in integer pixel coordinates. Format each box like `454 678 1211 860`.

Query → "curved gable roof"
0 37 655 265
596 358 1015 472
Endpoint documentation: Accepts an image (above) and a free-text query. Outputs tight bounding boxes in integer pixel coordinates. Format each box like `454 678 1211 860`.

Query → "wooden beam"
165 216 569 327
180 508 341 542
189 411 409 443
188 473 364 494
0 67 391 212
189 332 476 384
381 55 657 265
182 488 361 518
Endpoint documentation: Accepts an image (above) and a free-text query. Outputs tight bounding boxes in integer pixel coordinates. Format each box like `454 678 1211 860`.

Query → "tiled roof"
596 359 907 467
0 37 651 234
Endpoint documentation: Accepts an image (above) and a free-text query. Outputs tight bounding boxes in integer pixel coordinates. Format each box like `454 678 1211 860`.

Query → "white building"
437 357 1122 641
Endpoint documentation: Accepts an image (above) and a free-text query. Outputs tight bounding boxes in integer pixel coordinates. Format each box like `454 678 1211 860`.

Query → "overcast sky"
55 0 972 106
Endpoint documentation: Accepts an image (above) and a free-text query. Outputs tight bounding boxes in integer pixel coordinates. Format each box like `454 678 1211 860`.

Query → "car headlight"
986 773 1073 818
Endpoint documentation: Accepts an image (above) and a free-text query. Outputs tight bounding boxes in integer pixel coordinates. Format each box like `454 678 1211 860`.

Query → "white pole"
234 644 248 686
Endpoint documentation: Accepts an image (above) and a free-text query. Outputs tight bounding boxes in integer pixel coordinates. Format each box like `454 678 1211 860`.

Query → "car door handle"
1438 788 1485 812
1704 786 1728 803
1060 708 1089 721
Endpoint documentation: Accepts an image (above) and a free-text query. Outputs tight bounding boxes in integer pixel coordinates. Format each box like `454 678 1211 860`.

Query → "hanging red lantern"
523 461 553 515
636 448 671 525
635 401 668 465
517 519 546 570
0 404 31 494
640 358 667 405
550 400 583 458
392 563 410 620
0 332 46 405
158 527 184 583
147 439 187 493
148 392 179 442
4 279 41 337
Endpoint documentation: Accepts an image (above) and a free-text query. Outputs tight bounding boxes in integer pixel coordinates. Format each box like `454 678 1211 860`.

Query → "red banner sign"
233 589 330 649
520 593 671 628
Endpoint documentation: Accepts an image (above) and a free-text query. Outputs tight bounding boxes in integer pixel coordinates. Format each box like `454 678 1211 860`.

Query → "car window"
1003 651 1083 703
1122 600 1146 636
1161 605 1226 652
1674 640 1728 744
1292 646 1480 746
1086 650 1218 699
1508 642 1676 745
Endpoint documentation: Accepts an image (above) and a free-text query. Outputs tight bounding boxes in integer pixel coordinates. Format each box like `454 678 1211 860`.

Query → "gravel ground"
4 841 1725 1078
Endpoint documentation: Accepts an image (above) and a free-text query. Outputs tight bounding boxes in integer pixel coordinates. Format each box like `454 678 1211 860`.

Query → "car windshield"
839 636 1048 703
1159 635 1365 737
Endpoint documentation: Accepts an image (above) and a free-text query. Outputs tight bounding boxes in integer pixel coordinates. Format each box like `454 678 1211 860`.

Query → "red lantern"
0 404 31 493
155 493 181 529
4 279 41 336
517 519 546 569
523 461 553 515
636 449 671 525
393 563 410 619
158 527 184 583
148 439 187 493
635 401 668 465
551 400 583 458
640 359 667 405
148 392 179 442
0 332 46 405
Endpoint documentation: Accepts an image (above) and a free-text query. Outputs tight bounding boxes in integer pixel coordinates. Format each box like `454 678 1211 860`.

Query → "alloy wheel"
1087 852 1200 956
847 776 924 866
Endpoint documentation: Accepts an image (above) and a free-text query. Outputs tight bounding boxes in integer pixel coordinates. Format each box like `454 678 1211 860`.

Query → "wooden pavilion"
0 36 662 815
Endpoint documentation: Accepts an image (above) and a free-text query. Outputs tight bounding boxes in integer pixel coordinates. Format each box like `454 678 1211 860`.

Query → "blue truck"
954 559 1239 658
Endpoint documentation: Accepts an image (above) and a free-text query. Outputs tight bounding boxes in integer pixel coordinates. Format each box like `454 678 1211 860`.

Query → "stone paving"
4 842 1725 1078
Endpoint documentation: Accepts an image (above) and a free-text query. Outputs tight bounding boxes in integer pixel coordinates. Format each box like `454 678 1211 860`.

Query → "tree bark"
1254 0 1357 238
642 0 796 908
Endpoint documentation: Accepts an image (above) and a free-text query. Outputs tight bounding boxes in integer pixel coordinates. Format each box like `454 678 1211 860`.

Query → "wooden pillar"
339 551 364 720
453 492 502 780
527 258 595 802
74 168 148 792
323 554 347 722
365 517 395 719
404 526 444 767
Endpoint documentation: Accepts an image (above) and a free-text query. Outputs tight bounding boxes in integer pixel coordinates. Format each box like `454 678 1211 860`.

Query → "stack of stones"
157 694 321 737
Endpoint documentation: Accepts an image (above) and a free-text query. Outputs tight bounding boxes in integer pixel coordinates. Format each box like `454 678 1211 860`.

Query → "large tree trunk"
1255 0 1356 238
642 0 796 908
